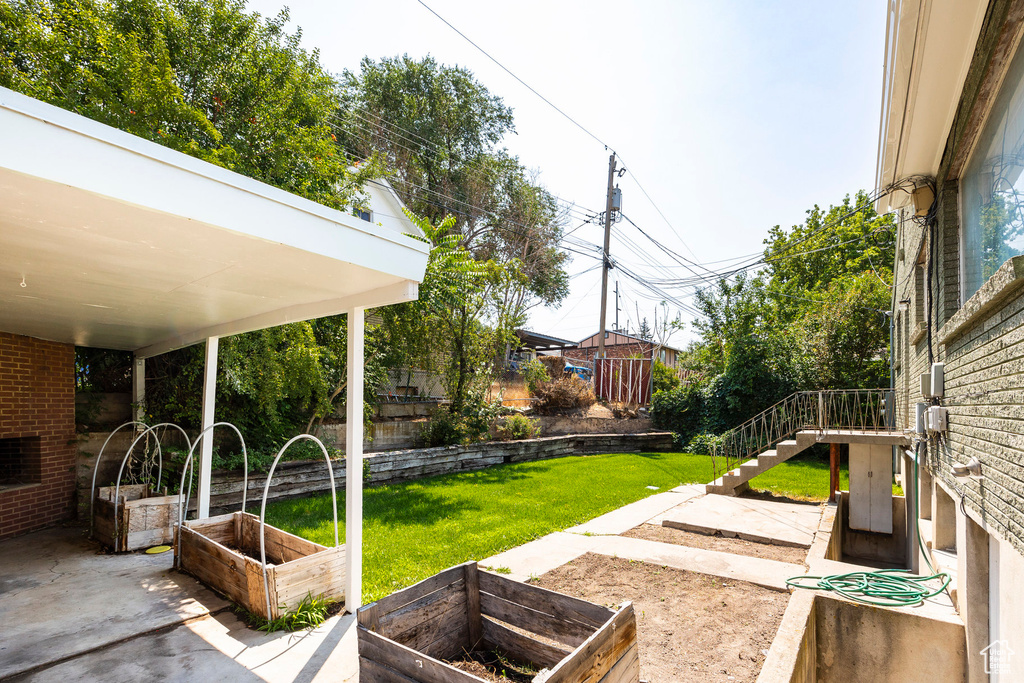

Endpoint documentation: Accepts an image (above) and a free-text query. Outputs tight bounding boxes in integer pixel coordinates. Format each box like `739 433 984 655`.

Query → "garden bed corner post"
346 307 365 612
198 336 219 519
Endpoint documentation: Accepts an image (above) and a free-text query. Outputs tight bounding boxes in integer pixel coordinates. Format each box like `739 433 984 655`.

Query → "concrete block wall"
0 332 77 539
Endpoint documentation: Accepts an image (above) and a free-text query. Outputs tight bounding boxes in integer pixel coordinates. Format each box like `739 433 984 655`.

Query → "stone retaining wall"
207 431 674 513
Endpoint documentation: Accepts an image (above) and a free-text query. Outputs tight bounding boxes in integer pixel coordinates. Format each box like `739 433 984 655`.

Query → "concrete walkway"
480 485 809 592
660 493 823 547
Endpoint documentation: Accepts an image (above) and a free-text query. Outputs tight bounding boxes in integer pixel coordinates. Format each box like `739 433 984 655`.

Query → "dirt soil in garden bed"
621 524 809 565
448 651 537 683
532 553 789 683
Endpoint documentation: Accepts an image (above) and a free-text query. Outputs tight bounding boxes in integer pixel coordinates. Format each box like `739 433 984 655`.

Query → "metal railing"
710 388 895 482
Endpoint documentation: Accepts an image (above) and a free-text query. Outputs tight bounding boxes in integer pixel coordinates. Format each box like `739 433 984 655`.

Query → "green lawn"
264 451 714 602
263 450 902 603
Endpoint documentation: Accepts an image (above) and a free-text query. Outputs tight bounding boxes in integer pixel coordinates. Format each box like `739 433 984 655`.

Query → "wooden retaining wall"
207 432 674 513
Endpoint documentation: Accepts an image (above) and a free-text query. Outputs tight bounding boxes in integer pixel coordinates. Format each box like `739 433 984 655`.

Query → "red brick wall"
0 332 76 538
565 342 653 364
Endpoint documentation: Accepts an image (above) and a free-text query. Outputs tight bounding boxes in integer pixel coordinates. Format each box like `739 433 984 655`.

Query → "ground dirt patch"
532 553 789 683
621 523 809 565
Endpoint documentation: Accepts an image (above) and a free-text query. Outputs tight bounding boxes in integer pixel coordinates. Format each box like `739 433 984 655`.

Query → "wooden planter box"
94 484 180 552
357 562 639 683
175 511 346 620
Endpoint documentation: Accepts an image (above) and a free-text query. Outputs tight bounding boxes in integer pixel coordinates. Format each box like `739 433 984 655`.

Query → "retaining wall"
208 431 674 512
77 430 674 515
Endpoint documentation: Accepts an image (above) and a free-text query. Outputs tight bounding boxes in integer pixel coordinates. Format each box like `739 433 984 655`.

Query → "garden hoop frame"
258 434 339 620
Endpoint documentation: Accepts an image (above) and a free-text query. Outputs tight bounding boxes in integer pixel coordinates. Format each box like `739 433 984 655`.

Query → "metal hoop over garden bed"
175 433 345 620
90 421 193 552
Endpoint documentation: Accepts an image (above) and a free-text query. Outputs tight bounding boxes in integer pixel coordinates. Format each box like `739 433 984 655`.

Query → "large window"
961 42 1024 299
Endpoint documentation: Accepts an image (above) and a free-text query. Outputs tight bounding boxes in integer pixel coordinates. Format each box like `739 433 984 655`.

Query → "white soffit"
875 0 989 211
0 87 429 357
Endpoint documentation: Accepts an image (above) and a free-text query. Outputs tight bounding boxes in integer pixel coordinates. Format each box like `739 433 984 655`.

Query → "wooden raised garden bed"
94 484 180 552
357 562 639 683
176 511 346 620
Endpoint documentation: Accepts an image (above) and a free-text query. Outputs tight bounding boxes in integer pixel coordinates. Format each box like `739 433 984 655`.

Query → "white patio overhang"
874 0 988 211
0 86 429 611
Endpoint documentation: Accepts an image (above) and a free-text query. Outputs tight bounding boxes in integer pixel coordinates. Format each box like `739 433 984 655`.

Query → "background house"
878 1 1024 679
565 330 681 367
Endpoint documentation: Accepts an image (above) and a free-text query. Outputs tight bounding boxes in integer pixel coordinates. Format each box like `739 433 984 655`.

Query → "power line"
416 0 611 151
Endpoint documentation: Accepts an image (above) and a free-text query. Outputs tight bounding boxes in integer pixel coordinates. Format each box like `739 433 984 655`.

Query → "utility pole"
597 153 617 359
614 281 620 333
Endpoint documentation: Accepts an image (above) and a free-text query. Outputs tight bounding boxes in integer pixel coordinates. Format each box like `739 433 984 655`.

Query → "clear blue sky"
246 0 887 347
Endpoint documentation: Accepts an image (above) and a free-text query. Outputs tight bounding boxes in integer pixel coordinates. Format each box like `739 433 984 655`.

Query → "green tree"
400 211 519 411
0 0 372 209
339 55 568 319
1 0 388 451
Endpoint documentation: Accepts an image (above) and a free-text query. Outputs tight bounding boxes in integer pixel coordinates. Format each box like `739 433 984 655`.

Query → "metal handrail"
710 388 895 482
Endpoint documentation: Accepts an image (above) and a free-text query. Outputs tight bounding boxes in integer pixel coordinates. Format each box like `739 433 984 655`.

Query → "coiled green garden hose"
787 441 950 608
786 568 951 607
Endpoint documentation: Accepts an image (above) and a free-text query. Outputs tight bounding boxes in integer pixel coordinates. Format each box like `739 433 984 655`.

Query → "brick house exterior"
882 0 1024 676
565 331 680 366
0 332 77 539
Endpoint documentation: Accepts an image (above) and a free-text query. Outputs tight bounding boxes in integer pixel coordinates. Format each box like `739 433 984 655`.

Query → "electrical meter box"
915 402 928 434
926 406 947 433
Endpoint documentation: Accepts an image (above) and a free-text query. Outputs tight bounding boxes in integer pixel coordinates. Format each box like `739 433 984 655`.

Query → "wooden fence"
594 358 653 405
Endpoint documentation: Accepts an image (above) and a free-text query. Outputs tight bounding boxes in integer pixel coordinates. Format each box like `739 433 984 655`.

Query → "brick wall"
890 0 1024 559
0 332 77 539
565 343 652 364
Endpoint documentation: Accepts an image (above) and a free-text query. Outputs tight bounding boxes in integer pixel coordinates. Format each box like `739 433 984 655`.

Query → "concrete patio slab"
565 485 704 536
661 494 824 548
0 526 229 679
479 528 803 591
479 532 604 582
592 535 803 591
16 609 358 682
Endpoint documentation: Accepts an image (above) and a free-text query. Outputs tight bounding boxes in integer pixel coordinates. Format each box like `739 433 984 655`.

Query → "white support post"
198 336 218 519
132 355 145 424
345 308 365 613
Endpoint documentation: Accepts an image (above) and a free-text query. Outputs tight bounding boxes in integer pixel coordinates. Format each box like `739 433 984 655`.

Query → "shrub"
652 360 681 393
496 414 540 440
420 407 464 447
420 391 503 447
650 383 705 445
538 355 566 376
520 358 551 393
533 376 596 414
686 432 723 455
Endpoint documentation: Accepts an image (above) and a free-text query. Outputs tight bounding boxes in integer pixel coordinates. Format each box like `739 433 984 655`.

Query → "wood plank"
382 583 469 656
464 562 483 650
596 644 639 683
374 565 465 617
245 556 272 619
184 513 237 546
478 572 612 629
537 603 637 683
238 512 326 564
359 627 488 683
418 617 470 662
177 525 248 605
358 602 381 630
124 525 174 549
479 592 591 648
379 579 465 634
481 616 570 670
359 655 420 683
